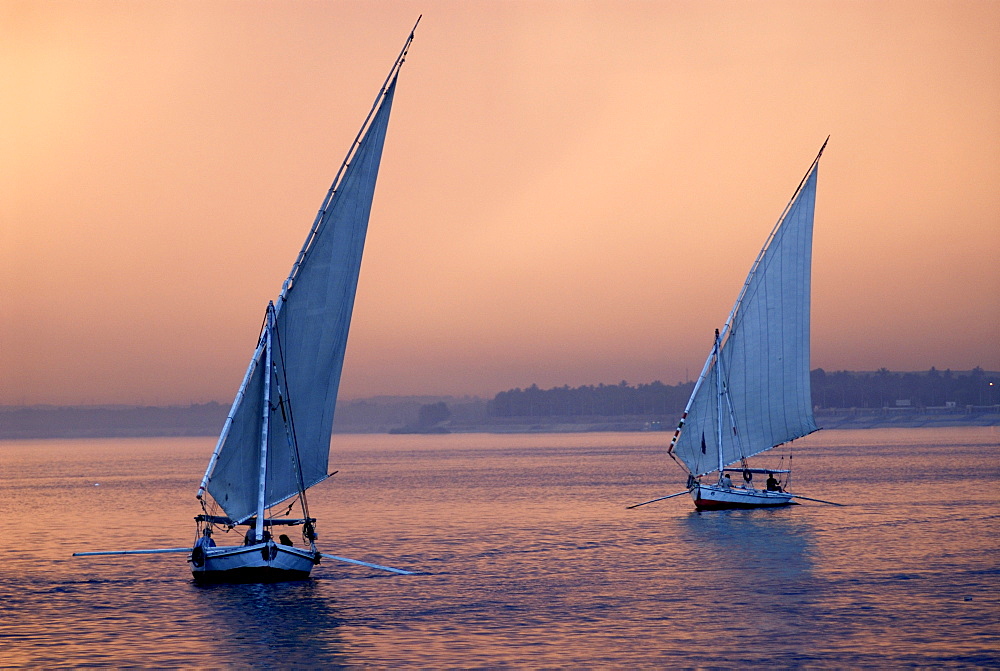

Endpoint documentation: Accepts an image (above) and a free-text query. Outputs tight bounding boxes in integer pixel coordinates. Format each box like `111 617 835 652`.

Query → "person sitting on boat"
278 534 294 546
244 528 257 545
196 528 216 548
721 473 733 489
766 473 783 492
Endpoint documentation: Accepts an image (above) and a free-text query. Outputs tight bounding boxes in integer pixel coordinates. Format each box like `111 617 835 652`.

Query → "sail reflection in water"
679 510 816 642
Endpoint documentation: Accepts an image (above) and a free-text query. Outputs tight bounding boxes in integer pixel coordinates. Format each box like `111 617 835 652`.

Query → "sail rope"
268 306 316 547
196 495 237 541
717 337 751 473
786 447 793 491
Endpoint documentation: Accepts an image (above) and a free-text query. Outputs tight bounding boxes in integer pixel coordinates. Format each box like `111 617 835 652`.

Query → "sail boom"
196 514 316 527
721 467 790 474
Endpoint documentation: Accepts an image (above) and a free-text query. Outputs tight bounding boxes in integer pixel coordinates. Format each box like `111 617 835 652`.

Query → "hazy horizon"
2 366 996 409
4 1 998 406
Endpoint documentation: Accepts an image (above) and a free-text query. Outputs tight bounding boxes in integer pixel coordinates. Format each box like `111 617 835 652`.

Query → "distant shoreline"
5 368 997 439
444 409 1000 434
1 402 996 440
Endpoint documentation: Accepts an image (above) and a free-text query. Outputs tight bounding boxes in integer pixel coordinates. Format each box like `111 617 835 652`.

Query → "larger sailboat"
187 27 418 582
631 140 828 512
74 23 420 581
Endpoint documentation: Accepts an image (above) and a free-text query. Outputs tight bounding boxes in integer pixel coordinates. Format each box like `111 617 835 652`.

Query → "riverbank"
445 407 1000 434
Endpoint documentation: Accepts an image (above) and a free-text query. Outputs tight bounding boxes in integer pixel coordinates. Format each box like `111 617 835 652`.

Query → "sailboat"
187 26 420 582
74 22 420 581
630 140 830 512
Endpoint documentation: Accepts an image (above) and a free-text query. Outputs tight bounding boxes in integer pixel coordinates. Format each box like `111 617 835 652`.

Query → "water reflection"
678 508 815 643
1 430 996 667
190 579 348 667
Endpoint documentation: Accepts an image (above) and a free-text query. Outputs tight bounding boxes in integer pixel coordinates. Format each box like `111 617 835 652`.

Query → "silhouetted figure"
766 473 783 492
279 534 293 546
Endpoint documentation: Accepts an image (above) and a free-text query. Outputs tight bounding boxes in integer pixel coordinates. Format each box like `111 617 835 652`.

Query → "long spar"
319 553 415 575
793 493 844 506
626 489 691 509
72 548 191 556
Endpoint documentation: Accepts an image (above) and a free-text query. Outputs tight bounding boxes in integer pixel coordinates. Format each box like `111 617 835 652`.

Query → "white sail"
670 160 821 477
203 76 399 524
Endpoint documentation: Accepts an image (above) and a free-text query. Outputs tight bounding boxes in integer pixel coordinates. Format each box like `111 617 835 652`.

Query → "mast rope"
268 310 315 546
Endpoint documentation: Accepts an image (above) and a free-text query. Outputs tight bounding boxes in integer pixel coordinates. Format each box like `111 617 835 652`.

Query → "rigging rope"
268 308 317 548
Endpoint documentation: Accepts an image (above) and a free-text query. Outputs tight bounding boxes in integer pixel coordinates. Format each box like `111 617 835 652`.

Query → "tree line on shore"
486 368 999 418
3 368 995 439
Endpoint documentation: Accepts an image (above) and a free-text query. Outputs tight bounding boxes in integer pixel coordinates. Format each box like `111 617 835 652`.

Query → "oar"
319 553 415 575
72 548 191 556
626 489 691 509
792 494 844 506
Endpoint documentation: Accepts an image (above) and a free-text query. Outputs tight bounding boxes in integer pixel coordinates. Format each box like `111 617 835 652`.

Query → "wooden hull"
691 483 795 510
190 542 318 583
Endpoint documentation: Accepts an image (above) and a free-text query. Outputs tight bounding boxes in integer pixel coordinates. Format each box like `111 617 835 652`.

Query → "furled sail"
202 75 399 524
670 160 820 477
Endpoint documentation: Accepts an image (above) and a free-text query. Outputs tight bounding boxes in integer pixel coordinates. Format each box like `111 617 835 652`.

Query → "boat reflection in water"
678 509 816 643
191 580 348 667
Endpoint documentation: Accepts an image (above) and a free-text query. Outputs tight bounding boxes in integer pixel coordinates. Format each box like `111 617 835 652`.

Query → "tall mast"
255 303 275 543
269 322 314 536
713 330 725 476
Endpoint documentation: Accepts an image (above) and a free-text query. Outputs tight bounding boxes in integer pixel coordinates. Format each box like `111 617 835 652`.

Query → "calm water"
0 427 997 668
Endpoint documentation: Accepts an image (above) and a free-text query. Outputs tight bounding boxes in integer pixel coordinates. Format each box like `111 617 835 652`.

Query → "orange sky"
2 0 998 406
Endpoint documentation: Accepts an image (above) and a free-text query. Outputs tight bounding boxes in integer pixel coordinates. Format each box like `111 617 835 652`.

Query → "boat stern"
190 542 319 583
691 483 795 510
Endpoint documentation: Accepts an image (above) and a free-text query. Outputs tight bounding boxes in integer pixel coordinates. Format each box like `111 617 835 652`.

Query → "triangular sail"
201 72 401 524
670 157 821 477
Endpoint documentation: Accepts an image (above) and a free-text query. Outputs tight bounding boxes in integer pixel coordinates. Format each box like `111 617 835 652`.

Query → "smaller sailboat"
74 21 421 580
630 140 832 512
